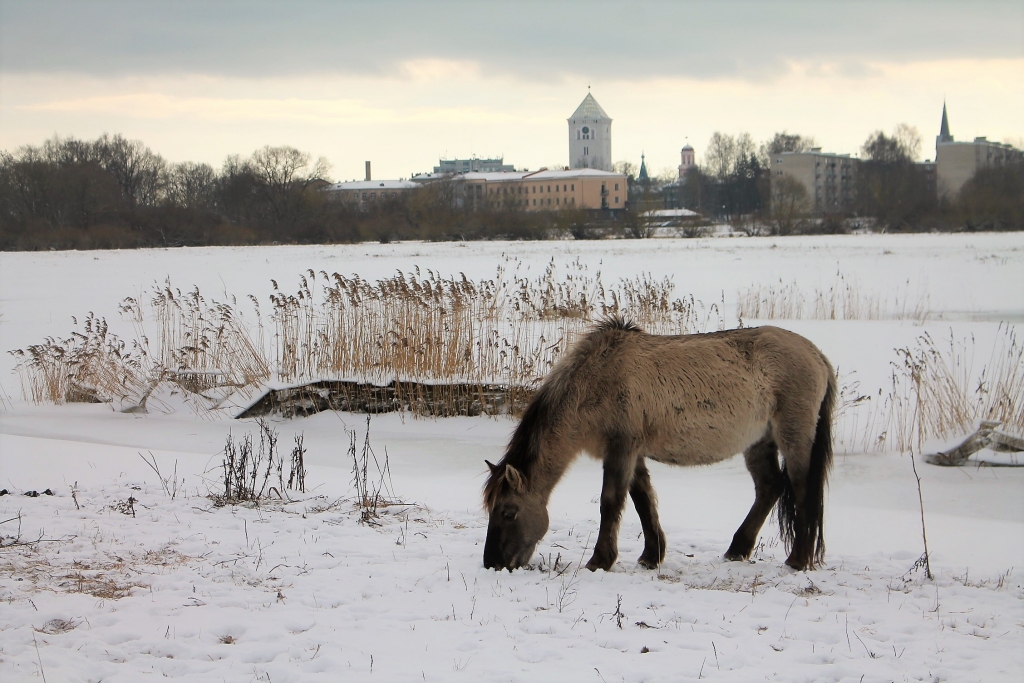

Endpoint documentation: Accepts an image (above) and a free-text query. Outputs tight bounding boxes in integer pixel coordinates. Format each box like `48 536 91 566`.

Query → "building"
323 179 418 208
935 103 1023 199
678 144 695 179
568 92 613 172
433 157 514 174
461 168 627 212
769 148 859 214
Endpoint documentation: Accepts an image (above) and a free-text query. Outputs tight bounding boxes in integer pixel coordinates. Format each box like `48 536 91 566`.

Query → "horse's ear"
504 464 526 493
485 460 500 475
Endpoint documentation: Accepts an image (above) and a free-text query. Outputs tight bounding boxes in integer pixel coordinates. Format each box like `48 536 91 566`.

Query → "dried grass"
13 260 723 416
835 324 1023 453
880 324 1023 452
737 273 929 322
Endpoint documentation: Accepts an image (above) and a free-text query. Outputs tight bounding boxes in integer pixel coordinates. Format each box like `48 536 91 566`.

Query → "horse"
483 317 836 573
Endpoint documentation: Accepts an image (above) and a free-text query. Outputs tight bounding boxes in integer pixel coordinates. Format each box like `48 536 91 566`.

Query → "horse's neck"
530 429 580 503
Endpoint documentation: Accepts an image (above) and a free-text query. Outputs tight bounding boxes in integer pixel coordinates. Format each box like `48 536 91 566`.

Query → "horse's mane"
483 316 641 511
595 315 641 333
483 383 551 511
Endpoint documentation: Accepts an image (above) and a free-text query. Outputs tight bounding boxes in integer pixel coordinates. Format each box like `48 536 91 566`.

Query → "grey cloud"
2 0 1021 82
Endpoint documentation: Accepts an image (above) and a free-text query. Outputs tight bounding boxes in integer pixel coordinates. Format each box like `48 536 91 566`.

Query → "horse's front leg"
630 457 667 568
586 438 637 571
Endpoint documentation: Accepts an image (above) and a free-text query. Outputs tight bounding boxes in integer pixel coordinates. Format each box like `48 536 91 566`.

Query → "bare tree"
893 123 922 161
248 146 331 224
769 174 810 235
759 131 816 166
165 162 217 210
704 132 736 180
94 134 166 208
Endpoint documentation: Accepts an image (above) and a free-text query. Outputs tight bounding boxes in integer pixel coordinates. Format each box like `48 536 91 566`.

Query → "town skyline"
2 1 1021 181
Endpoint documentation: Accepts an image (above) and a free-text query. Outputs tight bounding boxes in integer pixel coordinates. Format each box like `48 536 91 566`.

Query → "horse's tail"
778 364 836 569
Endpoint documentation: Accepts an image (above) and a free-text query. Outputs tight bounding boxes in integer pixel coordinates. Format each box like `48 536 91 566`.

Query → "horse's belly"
647 415 768 466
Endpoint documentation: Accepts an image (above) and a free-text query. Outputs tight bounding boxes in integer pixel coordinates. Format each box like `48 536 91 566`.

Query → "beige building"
769 148 859 214
463 168 627 212
568 93 613 172
935 104 1022 199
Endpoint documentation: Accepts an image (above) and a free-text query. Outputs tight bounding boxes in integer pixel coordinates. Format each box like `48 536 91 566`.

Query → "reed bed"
837 324 1023 453
8 314 148 405
737 273 930 322
11 259 722 415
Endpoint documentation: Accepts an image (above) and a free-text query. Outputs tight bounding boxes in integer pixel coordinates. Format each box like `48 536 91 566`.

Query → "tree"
242 146 331 230
858 125 933 229
94 134 166 208
769 174 810 235
165 162 217 211
957 161 1024 230
758 131 816 167
704 132 736 180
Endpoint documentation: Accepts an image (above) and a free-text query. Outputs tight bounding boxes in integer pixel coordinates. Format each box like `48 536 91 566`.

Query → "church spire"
638 152 649 183
938 101 953 143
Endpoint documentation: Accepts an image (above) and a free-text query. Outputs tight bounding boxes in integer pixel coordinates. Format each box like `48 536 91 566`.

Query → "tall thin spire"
938 101 953 143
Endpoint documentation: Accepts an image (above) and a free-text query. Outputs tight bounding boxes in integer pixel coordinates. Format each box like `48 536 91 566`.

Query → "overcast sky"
2 0 1021 180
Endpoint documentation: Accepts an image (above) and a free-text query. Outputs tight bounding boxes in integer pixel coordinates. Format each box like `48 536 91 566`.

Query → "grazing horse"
483 318 836 572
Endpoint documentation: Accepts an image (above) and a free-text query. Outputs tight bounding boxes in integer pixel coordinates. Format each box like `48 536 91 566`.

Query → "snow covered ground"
2 234 1023 681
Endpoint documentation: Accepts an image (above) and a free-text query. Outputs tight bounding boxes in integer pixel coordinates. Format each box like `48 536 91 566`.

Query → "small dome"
682 144 694 151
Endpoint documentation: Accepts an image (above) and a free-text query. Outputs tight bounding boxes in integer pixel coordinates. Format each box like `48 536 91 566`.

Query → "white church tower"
568 92 612 172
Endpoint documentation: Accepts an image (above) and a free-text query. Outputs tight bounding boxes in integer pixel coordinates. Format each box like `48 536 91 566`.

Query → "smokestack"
365 161 371 182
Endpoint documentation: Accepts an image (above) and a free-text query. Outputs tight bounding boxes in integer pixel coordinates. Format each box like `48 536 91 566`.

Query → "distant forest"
1 130 1021 251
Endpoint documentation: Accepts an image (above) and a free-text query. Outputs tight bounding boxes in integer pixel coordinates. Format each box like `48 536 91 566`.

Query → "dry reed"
835 324 1023 453
737 273 930 322
10 259 724 415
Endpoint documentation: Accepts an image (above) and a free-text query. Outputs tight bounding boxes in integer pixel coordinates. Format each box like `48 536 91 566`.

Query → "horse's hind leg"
630 457 667 569
725 436 783 562
586 435 638 572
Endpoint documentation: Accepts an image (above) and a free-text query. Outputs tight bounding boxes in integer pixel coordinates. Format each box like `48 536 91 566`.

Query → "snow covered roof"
644 208 699 218
326 180 418 191
460 172 529 182
568 93 610 121
462 168 625 182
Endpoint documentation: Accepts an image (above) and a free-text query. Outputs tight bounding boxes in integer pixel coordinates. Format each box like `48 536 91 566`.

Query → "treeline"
0 134 571 250
2 130 1021 251
655 127 1024 233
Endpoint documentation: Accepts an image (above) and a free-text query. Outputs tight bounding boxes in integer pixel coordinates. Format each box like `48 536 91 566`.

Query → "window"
547 185 550 192
563 184 567 191
581 125 590 140
555 184 559 192
584 146 589 156
532 199 536 206
571 197 575 204
362 192 367 199
532 186 536 193
615 197 619 204
614 183 619 191
571 184 574 191
556 198 560 205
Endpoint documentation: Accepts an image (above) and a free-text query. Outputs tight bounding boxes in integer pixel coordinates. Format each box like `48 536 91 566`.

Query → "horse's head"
483 460 549 571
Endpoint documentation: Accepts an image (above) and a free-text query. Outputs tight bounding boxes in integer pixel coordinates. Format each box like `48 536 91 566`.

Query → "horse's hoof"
637 551 663 569
723 552 748 562
586 556 614 572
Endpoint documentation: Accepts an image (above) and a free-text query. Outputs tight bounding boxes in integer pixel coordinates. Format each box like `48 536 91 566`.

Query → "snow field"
1 233 1023 681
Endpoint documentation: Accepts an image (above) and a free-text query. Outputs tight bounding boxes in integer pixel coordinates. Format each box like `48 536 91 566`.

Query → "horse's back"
562 324 831 465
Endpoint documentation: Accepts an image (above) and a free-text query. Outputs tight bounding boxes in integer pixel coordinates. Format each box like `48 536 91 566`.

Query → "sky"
1 0 1022 181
